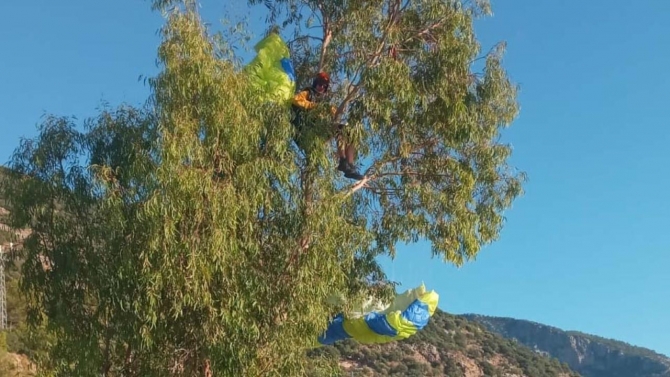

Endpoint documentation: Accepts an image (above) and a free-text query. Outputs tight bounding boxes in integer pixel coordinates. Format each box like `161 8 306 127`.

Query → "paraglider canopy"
244 33 296 104
317 284 439 346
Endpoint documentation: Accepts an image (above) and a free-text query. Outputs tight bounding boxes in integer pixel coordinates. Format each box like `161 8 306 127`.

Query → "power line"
0 244 7 330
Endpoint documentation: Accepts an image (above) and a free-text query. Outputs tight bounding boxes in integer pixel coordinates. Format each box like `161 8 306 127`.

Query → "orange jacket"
292 89 318 110
292 88 336 115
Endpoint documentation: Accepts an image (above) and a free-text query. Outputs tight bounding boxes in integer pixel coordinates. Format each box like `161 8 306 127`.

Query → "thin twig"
316 0 331 71
333 0 403 120
344 176 373 198
402 17 449 45
369 0 401 68
470 42 506 64
287 35 324 44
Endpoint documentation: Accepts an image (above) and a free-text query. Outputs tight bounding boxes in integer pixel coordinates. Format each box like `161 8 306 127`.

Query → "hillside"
0 167 664 377
0 244 38 377
462 314 670 377
309 310 580 377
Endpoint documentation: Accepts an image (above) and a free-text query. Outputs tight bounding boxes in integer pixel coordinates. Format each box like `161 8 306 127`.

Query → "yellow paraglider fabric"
317 284 439 345
244 33 296 104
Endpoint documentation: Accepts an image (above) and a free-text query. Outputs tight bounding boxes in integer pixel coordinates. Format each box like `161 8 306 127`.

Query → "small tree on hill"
1 0 524 375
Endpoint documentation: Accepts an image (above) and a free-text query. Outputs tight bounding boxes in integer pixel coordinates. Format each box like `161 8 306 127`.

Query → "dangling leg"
342 142 364 180
335 137 363 180
336 142 349 173
332 122 364 180
345 144 357 167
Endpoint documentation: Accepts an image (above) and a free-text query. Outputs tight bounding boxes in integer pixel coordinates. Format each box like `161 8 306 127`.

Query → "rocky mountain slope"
309 310 580 377
462 314 670 377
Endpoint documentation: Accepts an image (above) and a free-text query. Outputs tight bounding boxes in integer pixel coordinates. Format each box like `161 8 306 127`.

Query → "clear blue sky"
1 0 669 357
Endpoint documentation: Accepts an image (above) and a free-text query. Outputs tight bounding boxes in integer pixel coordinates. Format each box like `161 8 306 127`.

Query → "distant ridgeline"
461 314 670 377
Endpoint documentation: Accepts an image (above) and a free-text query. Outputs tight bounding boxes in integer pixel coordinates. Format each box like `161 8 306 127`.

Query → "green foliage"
249 0 525 264
1 0 524 376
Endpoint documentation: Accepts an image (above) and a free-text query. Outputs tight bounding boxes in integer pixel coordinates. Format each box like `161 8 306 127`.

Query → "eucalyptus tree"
1 0 523 376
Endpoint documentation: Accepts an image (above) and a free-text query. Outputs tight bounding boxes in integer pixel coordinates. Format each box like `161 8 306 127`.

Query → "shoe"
337 158 364 180
344 169 365 180
337 158 349 172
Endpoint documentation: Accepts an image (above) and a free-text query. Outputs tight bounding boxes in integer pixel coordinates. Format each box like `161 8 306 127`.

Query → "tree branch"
334 82 361 122
101 325 113 376
123 345 133 374
335 0 403 120
316 1 331 71
287 35 324 44
344 175 373 198
369 0 402 68
202 358 212 377
470 42 506 64
402 16 449 45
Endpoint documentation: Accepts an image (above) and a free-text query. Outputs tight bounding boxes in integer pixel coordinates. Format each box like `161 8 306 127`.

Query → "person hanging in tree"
291 72 364 181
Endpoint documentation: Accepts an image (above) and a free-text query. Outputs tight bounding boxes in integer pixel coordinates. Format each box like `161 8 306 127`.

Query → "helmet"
312 72 330 88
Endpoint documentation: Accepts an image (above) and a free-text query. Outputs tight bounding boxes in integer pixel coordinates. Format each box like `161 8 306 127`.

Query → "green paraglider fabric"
244 33 296 104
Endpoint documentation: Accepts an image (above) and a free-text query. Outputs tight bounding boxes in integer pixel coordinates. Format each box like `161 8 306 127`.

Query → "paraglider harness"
290 86 345 147
291 86 320 135
290 73 363 180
